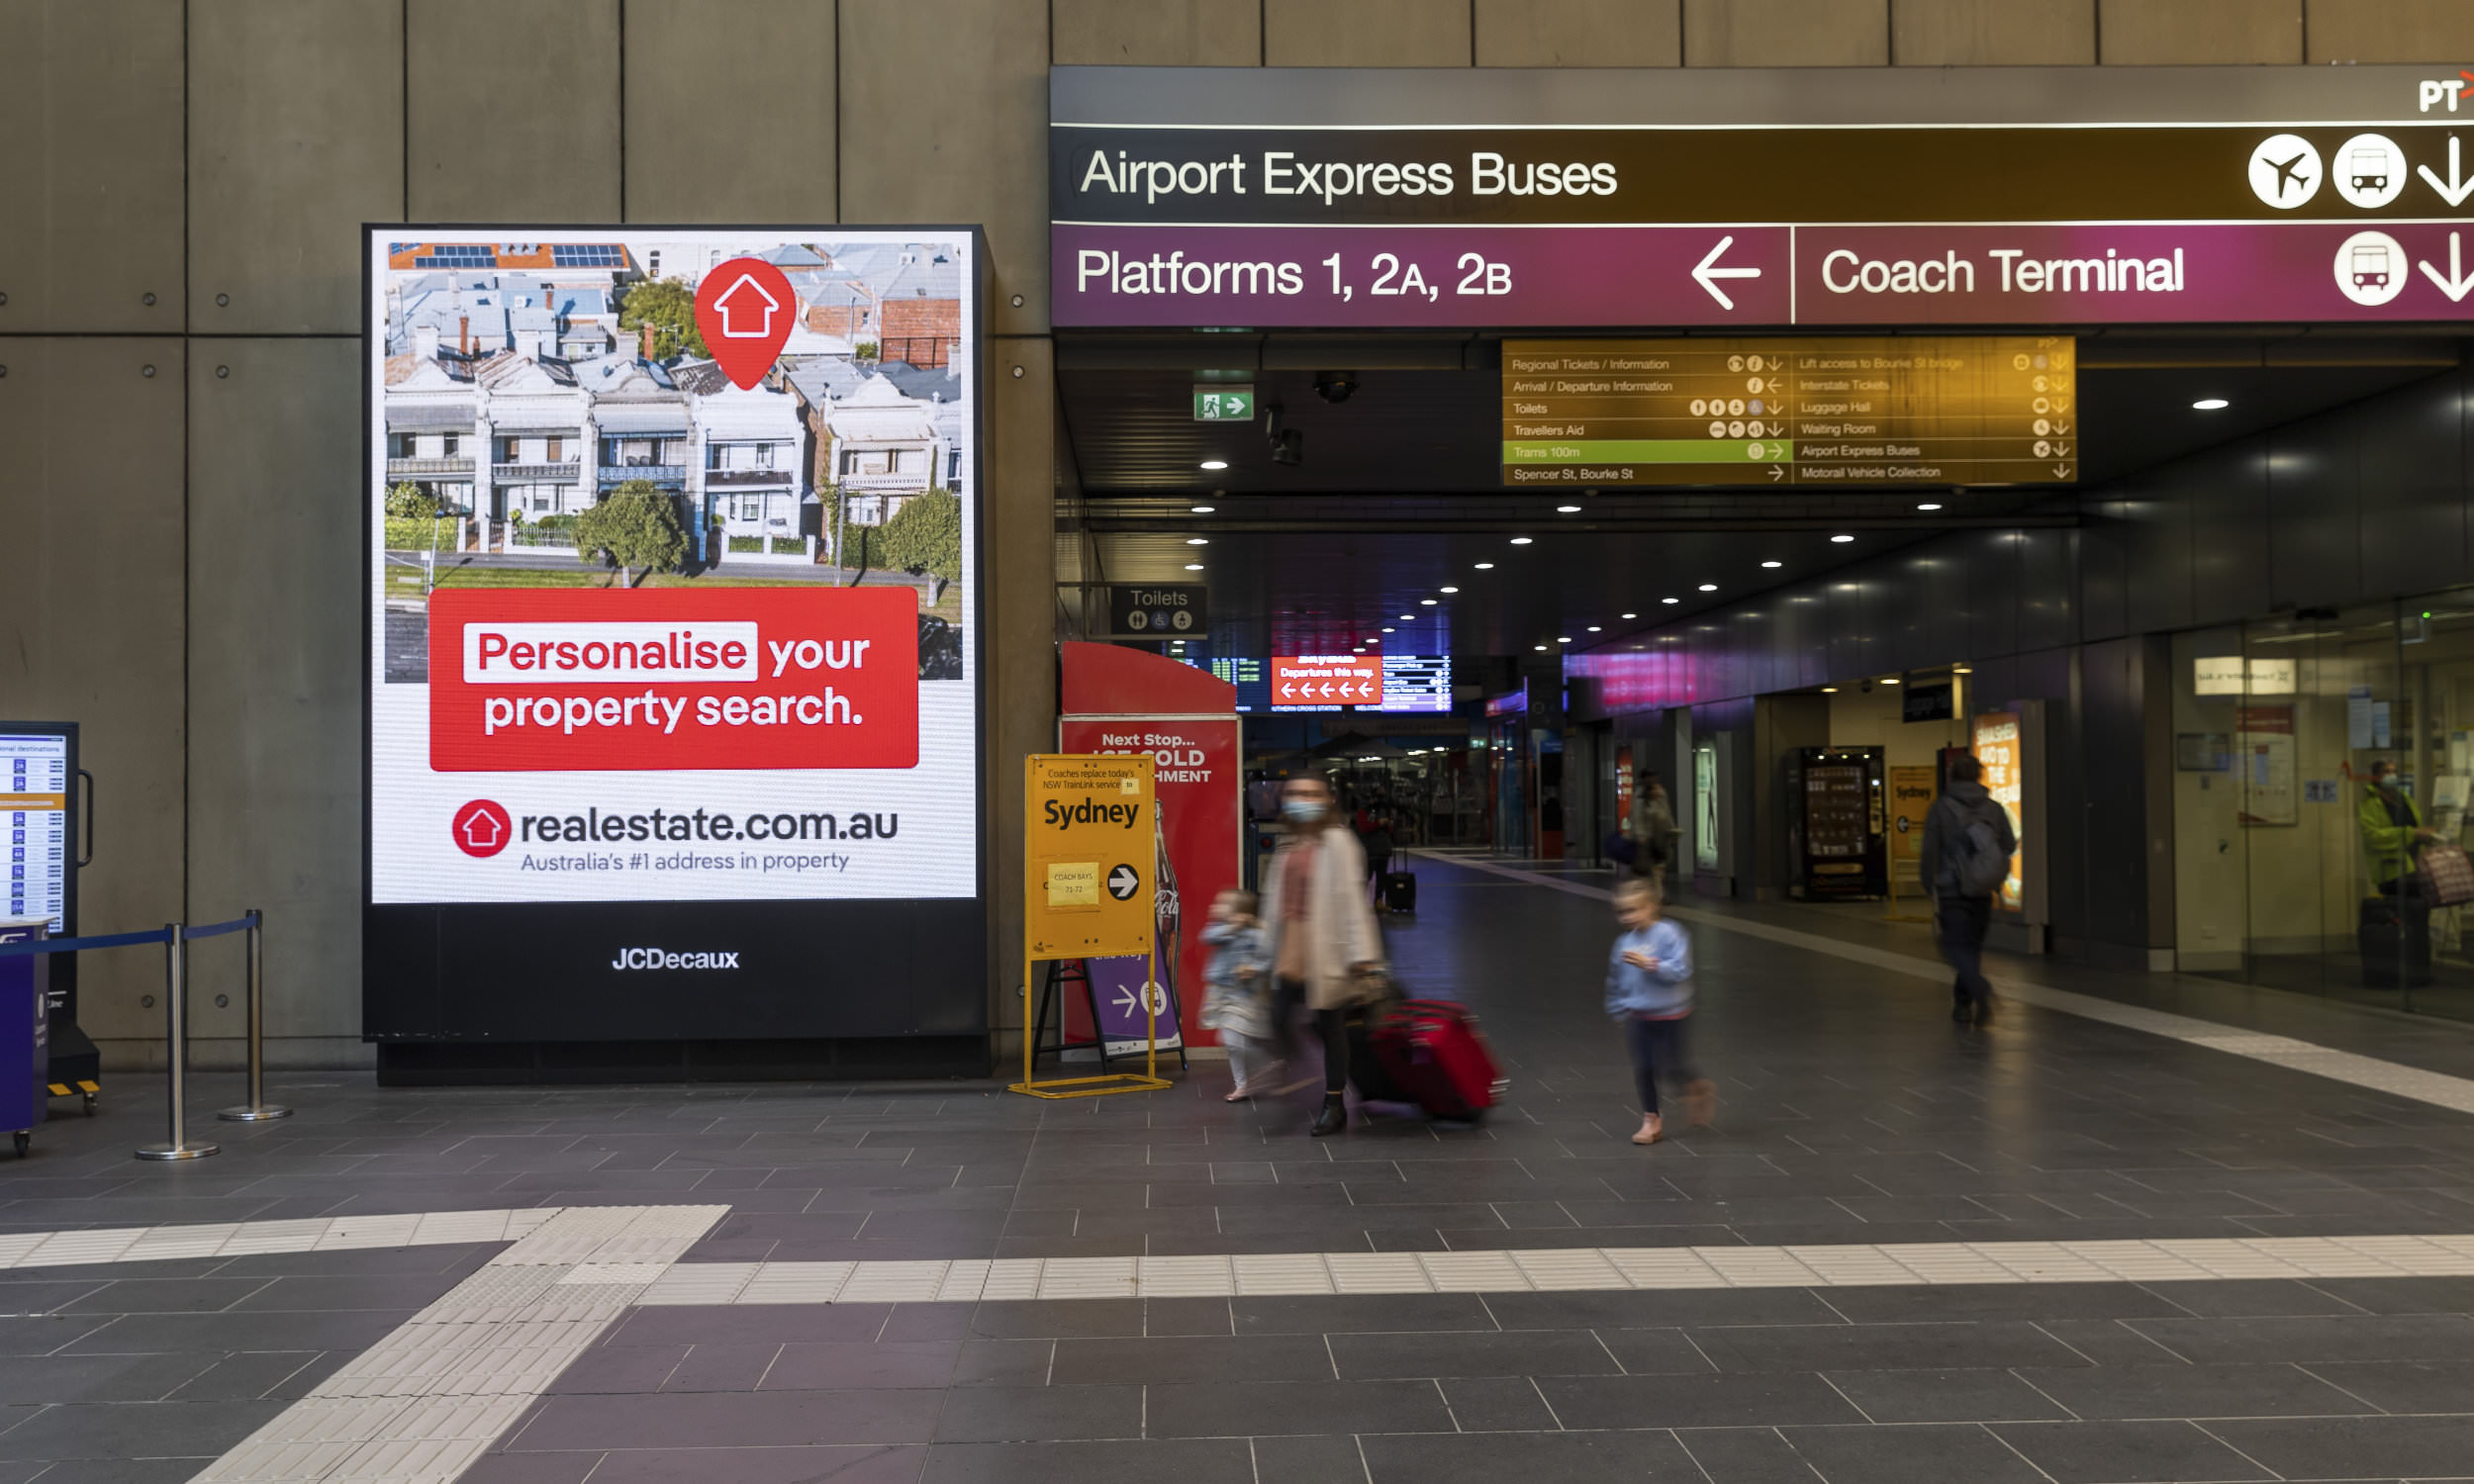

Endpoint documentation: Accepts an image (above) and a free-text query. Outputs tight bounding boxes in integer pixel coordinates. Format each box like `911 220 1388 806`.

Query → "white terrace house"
475 348 591 524
694 382 809 550
824 373 950 526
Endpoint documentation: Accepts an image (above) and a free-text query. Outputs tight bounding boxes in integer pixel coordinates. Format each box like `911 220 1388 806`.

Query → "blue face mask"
1282 797 1325 823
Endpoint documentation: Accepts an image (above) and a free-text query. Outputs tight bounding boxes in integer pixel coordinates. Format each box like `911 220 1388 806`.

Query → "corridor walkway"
5 857 2474 1484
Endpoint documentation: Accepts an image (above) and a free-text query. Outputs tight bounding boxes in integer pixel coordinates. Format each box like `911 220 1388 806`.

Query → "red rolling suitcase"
1371 998 1505 1122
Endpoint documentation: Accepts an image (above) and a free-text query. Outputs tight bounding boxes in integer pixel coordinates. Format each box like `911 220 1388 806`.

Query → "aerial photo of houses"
373 234 972 683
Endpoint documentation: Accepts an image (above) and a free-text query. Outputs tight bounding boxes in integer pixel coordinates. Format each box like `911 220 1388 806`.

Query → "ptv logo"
451 799 513 859
2420 72 2473 112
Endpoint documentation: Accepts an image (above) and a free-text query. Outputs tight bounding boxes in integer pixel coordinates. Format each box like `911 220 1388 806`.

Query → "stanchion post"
219 909 290 1123
138 923 218 1161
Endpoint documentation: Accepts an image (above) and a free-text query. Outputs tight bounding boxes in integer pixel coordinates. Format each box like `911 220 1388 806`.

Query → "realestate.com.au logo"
452 799 513 859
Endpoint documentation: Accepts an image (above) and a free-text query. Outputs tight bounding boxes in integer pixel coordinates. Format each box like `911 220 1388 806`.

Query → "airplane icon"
2266 151 2314 199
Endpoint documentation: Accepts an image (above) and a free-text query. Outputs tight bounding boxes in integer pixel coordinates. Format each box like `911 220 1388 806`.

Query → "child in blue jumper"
1199 888 1277 1101
1606 878 1715 1145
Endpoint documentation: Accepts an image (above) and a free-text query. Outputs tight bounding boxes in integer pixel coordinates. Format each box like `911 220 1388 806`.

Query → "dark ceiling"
1055 331 2460 657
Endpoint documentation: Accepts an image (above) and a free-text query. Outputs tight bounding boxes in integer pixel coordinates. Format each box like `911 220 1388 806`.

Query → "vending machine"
1786 745 1889 899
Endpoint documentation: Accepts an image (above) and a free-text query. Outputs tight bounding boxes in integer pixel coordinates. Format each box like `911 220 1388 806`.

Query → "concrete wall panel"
0 0 186 333
1054 0 1263 64
2307 0 2474 62
1264 0 1475 66
986 336 1058 1047
1475 0 1681 66
2099 0 2301 63
407 0 621 223
0 339 186 1041
624 0 837 224
1893 0 2094 64
842 0 1049 335
189 0 404 336
1684 0 1887 65
183 339 365 1060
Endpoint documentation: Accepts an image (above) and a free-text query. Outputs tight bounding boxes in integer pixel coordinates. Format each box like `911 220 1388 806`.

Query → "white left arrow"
2418 231 2474 303
1691 234 1761 311
2419 137 2474 209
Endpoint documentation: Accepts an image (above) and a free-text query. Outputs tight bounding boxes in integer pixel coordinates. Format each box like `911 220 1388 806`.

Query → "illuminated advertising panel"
363 227 984 1048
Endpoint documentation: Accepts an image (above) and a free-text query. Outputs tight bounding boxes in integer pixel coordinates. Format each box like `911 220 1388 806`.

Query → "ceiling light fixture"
1190 504 1215 513
1557 636 1571 644
1621 612 1637 619
1662 597 1679 604
1509 537 1533 545
1587 625 1602 632
1821 686 1838 694
2192 397 2230 411
1439 586 1459 594
1916 502 1943 511
1186 537 1208 545
1184 562 1203 570
1830 534 1855 543
1534 644 1548 651
1474 562 1495 570
1199 459 1228 470
1399 612 1414 620
1879 677 1900 686
1697 583 1718 592
1761 560 1782 568
1557 505 1581 513
1420 599 1437 606
1381 626 1395 633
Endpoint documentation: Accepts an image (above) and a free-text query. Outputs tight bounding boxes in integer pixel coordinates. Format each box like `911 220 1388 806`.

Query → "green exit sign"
1192 386 1255 421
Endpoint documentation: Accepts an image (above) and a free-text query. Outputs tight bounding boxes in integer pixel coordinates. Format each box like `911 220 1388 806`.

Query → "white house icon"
712 273 779 339
461 810 503 849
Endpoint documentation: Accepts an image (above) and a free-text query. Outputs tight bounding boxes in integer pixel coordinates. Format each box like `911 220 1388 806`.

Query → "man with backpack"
1919 754 2018 1026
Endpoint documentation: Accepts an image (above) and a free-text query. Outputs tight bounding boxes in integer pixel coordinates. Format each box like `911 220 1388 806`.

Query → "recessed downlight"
1697 583 1718 592
1587 625 1602 632
1879 677 1901 686
1621 612 1637 619
1399 612 1414 620
2193 398 2230 411
1916 502 1943 511
1186 537 1208 545
1557 505 1581 513
1534 644 1548 651
1190 504 1216 513
1662 597 1679 604
1439 586 1459 594
1509 536 1534 545
1761 560 1782 568
1830 533 1855 543
1199 459 1228 470
1474 562 1495 570
1420 599 1437 606
1381 626 1395 633
1557 636 1571 644
1821 686 1838 694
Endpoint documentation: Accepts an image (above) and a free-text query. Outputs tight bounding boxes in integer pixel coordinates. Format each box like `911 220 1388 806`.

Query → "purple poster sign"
1052 222 2474 329
1087 954 1181 1058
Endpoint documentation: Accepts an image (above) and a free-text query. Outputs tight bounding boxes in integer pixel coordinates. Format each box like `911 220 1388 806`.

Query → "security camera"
1314 370 1358 404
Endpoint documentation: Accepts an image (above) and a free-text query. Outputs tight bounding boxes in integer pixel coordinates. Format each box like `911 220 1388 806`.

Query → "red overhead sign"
1273 655 1381 707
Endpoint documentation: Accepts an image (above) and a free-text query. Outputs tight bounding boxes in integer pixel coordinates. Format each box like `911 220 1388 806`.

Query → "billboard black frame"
358 224 991 1077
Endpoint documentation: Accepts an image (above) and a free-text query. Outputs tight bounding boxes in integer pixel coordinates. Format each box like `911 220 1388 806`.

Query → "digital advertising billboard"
361 227 986 1057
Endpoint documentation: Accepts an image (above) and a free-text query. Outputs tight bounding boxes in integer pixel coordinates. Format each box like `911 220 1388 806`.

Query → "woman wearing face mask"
1258 774 1388 1136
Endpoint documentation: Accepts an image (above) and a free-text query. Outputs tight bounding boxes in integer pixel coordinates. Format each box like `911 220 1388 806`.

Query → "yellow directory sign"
1014 754 1168 1099
1884 764 1939 923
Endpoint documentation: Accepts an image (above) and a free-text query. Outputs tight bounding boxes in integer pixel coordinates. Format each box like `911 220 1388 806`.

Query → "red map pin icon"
694 256 797 389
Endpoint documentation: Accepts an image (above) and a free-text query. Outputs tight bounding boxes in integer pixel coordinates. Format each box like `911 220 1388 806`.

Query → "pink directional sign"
1051 223 2474 329
1052 225 1791 328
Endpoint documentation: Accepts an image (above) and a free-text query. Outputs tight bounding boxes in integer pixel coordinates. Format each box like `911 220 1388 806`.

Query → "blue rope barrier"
185 913 260 941
0 926 174 959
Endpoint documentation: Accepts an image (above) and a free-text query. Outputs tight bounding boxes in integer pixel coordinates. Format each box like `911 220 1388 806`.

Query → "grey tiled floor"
7 856 2474 1482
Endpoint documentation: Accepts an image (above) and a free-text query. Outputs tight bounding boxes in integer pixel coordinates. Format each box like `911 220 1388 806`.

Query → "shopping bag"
2422 843 2474 906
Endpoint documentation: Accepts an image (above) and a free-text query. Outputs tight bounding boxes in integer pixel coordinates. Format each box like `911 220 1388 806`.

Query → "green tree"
384 481 438 518
618 276 709 362
574 480 687 587
880 491 961 603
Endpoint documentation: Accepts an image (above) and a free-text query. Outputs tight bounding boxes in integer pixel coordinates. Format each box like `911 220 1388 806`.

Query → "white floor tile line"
185 1205 725 1484
1412 849 2474 1118
635 1231 2474 1305
0 1209 560 1271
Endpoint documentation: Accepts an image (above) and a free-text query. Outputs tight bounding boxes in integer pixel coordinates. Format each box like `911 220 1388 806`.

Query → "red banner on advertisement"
1061 715 1241 1048
428 587 919 772
1273 655 1380 707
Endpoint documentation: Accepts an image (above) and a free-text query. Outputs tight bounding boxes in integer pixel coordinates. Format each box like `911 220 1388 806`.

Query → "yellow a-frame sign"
1012 754 1171 1098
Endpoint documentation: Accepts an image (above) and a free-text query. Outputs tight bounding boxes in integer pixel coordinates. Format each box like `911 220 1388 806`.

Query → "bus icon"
2350 242 2393 289
2348 145 2390 193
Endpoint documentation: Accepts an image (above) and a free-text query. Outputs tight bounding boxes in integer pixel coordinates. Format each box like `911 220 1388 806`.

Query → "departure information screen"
1502 336 2076 488
1236 655 1454 713
2 733 71 932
